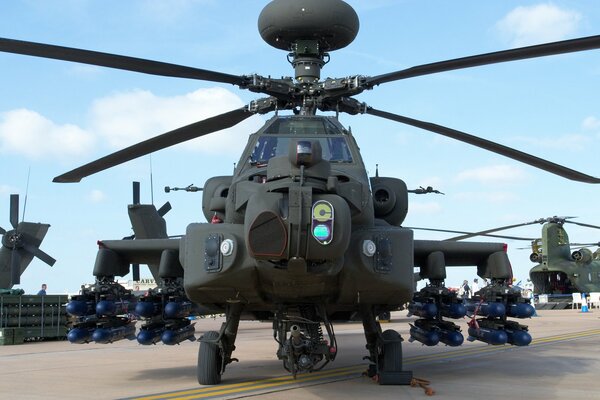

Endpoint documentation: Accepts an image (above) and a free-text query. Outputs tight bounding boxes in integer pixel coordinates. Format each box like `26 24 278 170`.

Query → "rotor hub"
1 230 22 248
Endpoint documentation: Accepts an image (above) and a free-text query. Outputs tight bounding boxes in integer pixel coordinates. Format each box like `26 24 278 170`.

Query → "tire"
380 329 402 372
197 331 222 385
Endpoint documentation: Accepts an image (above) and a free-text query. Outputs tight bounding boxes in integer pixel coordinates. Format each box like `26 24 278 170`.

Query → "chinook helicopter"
414 217 600 295
1 0 600 386
0 194 56 289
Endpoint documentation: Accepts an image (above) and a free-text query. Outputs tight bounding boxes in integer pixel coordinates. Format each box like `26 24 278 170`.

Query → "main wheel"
380 329 402 372
197 331 222 385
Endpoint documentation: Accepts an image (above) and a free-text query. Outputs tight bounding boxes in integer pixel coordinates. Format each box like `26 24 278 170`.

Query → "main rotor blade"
0 226 6 235
365 35 600 87
53 107 253 183
9 194 19 229
22 242 57 266
565 220 600 230
366 107 600 184
0 37 246 86
406 226 535 241
446 220 546 241
10 248 21 285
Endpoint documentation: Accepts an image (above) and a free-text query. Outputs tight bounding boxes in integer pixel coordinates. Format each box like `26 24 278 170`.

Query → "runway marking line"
128 328 600 400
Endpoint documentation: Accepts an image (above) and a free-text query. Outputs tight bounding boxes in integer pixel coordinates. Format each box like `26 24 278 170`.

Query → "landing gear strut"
361 305 412 385
197 303 242 385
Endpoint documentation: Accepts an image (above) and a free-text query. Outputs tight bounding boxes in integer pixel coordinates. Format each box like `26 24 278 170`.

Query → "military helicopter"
1 0 600 386
0 194 56 288
413 217 600 295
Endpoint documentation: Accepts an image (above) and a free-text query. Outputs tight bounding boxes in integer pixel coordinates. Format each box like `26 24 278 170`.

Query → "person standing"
459 280 471 299
37 283 47 296
472 278 480 296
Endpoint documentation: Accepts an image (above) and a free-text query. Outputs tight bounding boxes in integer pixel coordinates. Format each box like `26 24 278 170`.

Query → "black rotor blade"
10 248 21 285
570 242 600 247
406 226 535 241
0 37 246 86
132 264 140 282
365 35 600 87
446 220 545 241
157 202 172 217
53 107 253 183
366 107 600 184
22 242 57 266
0 226 6 235
9 194 19 229
565 220 600 230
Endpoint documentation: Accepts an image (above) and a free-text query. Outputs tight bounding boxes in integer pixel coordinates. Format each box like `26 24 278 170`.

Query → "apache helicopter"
414 217 600 295
0 194 56 289
1 0 600 386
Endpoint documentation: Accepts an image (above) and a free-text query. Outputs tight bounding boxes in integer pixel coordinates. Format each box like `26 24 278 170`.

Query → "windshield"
250 136 353 165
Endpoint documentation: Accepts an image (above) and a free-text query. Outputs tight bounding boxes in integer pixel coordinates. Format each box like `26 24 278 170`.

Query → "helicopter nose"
247 210 287 258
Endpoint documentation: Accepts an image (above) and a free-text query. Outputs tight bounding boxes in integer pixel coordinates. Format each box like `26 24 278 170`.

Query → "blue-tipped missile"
164 301 194 319
96 299 136 316
135 300 162 319
161 323 196 345
507 303 536 319
92 323 136 344
465 301 506 318
66 299 96 317
467 326 507 345
409 324 440 346
505 328 532 346
137 323 166 345
67 327 95 344
440 302 467 319
408 302 438 319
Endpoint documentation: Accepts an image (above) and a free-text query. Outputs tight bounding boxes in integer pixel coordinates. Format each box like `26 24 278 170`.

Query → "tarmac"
1 309 599 399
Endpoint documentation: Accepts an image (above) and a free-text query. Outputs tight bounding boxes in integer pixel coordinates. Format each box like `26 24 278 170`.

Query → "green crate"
0 328 14 345
12 327 24 344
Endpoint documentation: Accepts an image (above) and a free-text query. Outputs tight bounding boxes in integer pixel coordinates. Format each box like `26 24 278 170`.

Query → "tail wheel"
198 331 223 385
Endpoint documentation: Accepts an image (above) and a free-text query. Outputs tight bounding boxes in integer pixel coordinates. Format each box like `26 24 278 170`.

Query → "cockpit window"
250 136 353 165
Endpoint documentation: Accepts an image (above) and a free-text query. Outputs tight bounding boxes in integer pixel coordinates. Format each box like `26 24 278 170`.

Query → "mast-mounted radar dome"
258 0 359 83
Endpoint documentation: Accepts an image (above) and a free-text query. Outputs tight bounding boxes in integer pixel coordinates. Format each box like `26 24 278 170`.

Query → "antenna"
149 154 155 205
22 166 31 222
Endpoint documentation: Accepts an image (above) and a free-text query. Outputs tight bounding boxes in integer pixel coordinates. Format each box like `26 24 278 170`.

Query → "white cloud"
87 189 107 203
455 165 527 185
0 109 95 160
0 185 15 196
88 87 262 155
496 4 581 47
582 116 600 131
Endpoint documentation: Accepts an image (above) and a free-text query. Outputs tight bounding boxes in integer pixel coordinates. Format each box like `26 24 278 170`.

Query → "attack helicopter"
0 194 56 289
1 0 600 386
413 217 600 295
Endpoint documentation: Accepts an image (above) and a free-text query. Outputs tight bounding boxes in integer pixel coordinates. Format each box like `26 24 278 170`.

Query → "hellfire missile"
66 297 96 317
137 322 166 345
506 303 536 319
135 300 162 319
409 323 440 346
162 323 196 345
164 300 194 319
467 319 507 345
92 322 136 344
465 301 505 318
440 302 467 319
407 301 438 319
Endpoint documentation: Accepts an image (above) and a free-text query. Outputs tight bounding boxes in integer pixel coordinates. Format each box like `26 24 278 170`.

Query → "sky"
1 0 600 294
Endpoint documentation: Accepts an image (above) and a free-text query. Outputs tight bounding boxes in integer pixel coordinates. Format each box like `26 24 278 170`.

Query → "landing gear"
197 303 242 385
274 305 337 378
198 331 222 385
361 306 412 385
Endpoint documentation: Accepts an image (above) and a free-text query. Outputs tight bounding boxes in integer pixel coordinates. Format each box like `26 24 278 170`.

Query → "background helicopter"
1 0 600 388
0 194 55 289
413 217 600 295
